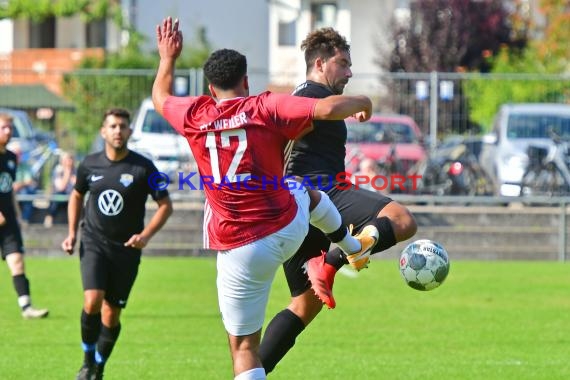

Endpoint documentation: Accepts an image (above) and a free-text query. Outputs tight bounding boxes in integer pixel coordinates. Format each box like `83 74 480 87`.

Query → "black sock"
326 225 347 243
325 226 353 270
372 216 397 252
259 309 305 374
13 274 31 310
81 310 101 365
12 274 30 297
325 247 348 270
96 324 121 365
325 216 397 269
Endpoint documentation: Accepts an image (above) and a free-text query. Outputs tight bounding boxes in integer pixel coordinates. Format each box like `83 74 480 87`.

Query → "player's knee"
101 302 123 326
83 301 102 314
380 202 417 241
83 292 104 313
400 209 418 239
5 252 24 274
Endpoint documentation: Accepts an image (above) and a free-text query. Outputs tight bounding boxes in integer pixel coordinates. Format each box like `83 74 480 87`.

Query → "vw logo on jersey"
120 173 133 187
97 189 124 216
7 160 15 170
0 172 13 193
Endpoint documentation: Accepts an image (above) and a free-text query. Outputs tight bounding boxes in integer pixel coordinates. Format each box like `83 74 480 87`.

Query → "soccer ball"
399 239 450 291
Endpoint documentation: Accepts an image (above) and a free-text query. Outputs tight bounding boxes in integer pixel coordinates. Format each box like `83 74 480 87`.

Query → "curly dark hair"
301 28 350 71
203 49 247 90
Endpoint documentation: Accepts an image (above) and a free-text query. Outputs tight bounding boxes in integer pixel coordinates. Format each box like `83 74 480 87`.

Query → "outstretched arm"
152 16 183 115
313 95 372 122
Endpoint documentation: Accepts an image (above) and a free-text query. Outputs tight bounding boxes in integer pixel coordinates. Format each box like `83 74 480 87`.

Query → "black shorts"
0 223 24 259
283 185 392 296
79 233 141 308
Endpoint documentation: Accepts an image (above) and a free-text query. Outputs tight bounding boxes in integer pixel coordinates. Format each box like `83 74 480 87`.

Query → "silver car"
479 103 570 197
0 108 58 174
128 98 194 180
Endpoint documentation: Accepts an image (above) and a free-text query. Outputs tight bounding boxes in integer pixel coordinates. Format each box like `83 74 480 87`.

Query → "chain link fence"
1 68 569 157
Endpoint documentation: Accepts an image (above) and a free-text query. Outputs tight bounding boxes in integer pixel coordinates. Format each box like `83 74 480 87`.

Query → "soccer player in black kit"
259 28 418 373
0 113 49 319
61 108 173 380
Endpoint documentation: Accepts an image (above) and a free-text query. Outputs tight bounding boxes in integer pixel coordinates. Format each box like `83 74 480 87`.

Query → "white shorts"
216 185 310 336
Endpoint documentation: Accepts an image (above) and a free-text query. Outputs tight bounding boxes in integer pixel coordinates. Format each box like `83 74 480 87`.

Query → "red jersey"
163 92 318 250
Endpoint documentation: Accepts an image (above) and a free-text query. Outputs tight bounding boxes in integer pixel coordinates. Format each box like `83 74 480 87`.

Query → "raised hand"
156 16 183 60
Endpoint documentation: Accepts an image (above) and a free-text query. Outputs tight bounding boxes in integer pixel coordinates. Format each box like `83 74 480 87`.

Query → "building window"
86 19 107 48
311 2 337 30
278 20 296 46
29 17 55 48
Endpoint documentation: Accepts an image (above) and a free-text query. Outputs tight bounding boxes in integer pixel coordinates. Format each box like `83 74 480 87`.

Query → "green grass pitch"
1 257 569 379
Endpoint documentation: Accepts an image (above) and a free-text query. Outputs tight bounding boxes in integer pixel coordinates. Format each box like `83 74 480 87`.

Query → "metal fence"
1 68 569 150
347 72 570 151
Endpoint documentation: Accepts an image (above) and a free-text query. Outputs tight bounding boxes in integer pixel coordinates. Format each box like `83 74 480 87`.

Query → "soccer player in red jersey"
153 17 377 380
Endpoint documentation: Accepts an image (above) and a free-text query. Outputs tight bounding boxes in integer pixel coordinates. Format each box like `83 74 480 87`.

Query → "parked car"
0 108 54 156
0 108 58 180
128 98 194 179
345 113 427 176
479 103 570 197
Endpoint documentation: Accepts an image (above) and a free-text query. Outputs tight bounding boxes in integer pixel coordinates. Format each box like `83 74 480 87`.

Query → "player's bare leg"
228 328 266 378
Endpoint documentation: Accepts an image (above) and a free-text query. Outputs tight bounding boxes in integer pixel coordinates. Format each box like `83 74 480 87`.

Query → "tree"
60 27 212 154
378 0 528 137
465 0 570 131
0 0 122 22
537 0 570 66
0 0 212 153
382 0 524 73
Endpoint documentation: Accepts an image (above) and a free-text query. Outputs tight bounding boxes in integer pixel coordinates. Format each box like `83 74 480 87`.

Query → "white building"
0 0 542 95
0 0 404 95
123 0 402 94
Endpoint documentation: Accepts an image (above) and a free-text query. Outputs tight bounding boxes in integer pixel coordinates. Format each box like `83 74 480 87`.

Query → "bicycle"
520 131 570 197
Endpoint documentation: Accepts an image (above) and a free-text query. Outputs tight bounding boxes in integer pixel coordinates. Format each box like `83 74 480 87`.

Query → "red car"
345 113 427 177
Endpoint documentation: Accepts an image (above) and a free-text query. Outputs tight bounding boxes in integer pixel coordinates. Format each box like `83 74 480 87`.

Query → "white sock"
18 295 31 309
310 192 361 254
234 367 266 380
309 191 341 232
336 229 362 255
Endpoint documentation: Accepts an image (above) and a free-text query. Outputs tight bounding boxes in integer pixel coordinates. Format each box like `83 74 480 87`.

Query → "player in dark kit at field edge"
61 108 173 380
0 113 49 319
259 28 418 373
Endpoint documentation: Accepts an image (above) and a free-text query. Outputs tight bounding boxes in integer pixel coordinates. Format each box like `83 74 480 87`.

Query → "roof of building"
0 84 74 110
